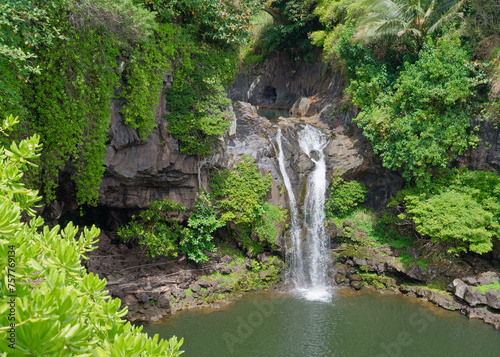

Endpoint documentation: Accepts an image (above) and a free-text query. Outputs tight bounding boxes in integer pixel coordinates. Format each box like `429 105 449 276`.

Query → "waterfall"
276 127 306 287
276 124 331 301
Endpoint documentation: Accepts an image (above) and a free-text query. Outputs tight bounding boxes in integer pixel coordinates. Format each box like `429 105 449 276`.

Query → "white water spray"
276 127 306 287
276 124 331 301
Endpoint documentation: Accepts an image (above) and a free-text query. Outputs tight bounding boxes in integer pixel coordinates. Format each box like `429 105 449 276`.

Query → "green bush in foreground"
0 116 183 356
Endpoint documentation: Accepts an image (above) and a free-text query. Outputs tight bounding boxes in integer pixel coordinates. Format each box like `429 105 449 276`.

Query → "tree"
353 36 485 184
0 115 183 356
0 0 63 118
399 168 500 254
353 0 466 51
141 0 273 46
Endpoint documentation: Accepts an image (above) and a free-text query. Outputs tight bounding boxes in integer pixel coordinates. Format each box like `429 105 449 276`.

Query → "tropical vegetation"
0 116 183 356
1 0 500 353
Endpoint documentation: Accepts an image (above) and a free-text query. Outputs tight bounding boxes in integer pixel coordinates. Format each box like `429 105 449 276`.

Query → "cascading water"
298 125 330 300
276 124 331 301
276 127 306 287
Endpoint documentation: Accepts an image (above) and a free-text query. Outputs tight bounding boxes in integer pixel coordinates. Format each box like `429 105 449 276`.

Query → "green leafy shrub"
118 199 185 258
211 157 272 224
253 202 288 244
0 116 183 356
166 43 235 156
408 191 493 254
210 157 285 253
180 192 224 263
399 168 500 254
142 0 270 46
121 23 176 139
354 37 485 184
325 174 367 218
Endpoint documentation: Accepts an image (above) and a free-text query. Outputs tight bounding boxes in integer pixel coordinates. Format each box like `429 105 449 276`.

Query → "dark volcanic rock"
485 289 500 309
157 293 171 309
463 286 488 307
350 281 363 290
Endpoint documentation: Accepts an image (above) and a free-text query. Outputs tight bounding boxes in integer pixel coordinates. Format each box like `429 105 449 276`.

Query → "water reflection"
141 290 500 357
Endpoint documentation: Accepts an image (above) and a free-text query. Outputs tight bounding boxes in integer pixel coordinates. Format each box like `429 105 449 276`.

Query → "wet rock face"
98 86 233 213
230 101 404 212
99 95 199 211
227 50 343 110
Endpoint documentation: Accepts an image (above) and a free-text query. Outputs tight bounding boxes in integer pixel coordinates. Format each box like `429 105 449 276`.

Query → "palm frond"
354 0 465 48
428 0 465 33
360 0 405 20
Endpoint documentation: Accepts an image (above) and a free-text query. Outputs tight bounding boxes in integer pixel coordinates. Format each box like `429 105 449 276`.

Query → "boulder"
452 279 468 300
157 293 171 309
349 274 362 282
463 277 478 286
463 286 488 306
290 97 318 117
170 287 186 300
351 281 363 290
477 276 494 286
197 279 211 288
485 289 500 310
220 255 233 264
136 291 151 304
184 295 195 305
353 257 368 267
177 271 194 285
257 253 269 264
218 265 231 275
334 273 345 284
189 283 201 293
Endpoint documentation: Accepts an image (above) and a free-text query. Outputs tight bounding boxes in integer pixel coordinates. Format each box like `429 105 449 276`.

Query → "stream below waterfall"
141 289 500 356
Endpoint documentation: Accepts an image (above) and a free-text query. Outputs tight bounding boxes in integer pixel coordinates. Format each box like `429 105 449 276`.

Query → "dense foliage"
397 168 500 254
1 0 160 206
142 0 272 46
1 0 270 207
121 23 176 139
0 117 183 356
210 157 287 254
351 36 485 184
352 0 466 51
166 40 236 156
307 0 500 258
180 192 223 263
119 158 286 260
310 0 367 60
118 199 186 259
325 174 367 218
260 0 321 57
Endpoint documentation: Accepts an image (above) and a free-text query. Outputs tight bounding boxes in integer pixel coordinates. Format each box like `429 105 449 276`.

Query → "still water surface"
141 289 500 357
256 108 290 120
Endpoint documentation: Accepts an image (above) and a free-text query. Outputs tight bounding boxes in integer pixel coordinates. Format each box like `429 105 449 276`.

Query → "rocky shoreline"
84 232 284 322
85 230 500 330
331 225 500 330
